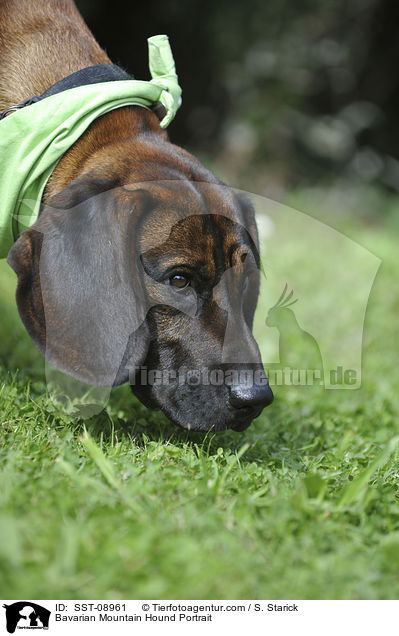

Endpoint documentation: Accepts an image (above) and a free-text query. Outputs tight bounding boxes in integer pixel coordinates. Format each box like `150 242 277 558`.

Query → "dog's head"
8 167 273 431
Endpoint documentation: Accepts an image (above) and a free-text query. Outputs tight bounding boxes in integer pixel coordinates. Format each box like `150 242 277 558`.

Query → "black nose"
229 382 274 410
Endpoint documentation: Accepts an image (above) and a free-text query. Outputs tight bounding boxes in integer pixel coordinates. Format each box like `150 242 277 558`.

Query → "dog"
0 0 273 431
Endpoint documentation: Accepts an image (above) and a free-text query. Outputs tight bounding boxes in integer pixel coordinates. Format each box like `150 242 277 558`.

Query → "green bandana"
0 34 182 258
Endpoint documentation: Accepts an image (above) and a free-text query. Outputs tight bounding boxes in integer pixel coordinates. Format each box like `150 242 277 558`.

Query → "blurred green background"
76 0 399 206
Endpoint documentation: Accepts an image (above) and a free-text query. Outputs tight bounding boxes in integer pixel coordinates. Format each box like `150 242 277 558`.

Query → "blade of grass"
80 430 121 491
338 436 399 508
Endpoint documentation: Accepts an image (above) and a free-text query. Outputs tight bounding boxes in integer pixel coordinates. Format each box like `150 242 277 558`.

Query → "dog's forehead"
142 214 247 272
136 181 247 256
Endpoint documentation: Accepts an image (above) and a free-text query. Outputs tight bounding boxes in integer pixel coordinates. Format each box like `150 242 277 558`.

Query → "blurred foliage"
76 0 399 195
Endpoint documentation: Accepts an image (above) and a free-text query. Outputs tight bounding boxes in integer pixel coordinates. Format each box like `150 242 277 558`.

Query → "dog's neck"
43 106 168 204
0 0 175 209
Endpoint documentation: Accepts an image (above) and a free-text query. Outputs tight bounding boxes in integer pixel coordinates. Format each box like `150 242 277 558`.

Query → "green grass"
1 191 399 599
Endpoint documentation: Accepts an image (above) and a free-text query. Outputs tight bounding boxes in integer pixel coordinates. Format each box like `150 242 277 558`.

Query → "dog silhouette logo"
2 602 50 633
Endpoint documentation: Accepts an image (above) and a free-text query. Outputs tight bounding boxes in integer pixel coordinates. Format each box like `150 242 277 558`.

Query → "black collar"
0 64 133 120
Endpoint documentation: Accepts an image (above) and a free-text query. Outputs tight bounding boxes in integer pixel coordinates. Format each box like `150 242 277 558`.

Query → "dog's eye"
170 274 190 289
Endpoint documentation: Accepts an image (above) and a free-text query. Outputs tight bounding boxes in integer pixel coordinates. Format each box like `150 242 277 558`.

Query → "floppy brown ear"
7 179 150 386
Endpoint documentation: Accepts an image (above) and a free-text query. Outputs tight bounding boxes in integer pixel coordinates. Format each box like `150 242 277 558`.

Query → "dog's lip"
231 419 252 432
230 403 263 417
132 384 263 431
230 405 263 431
